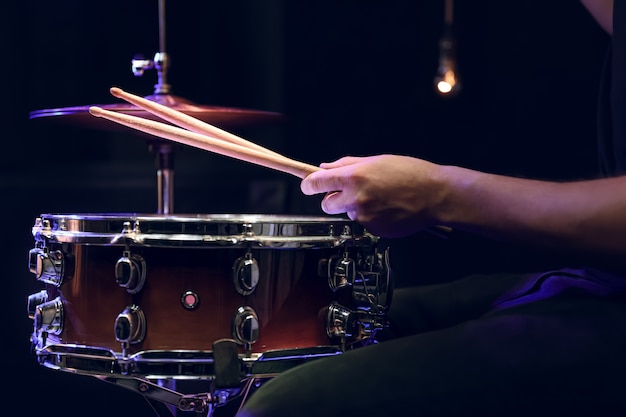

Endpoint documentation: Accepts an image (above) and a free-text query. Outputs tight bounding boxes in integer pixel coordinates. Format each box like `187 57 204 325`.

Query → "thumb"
300 168 352 196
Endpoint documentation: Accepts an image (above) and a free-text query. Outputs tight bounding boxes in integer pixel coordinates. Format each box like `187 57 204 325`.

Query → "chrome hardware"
354 247 393 312
27 290 49 319
115 252 146 294
181 291 200 310
233 253 259 296
323 247 392 345
326 303 386 341
357 310 387 338
352 272 385 311
29 247 65 286
131 52 171 94
242 223 254 237
115 305 146 344
320 247 393 312
232 306 259 346
326 303 355 338
324 253 356 291
32 213 367 248
122 221 135 234
104 375 213 414
33 296 63 336
131 55 154 77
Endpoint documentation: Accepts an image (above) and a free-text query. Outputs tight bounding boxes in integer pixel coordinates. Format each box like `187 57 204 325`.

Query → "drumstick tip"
110 86 124 97
88 106 105 117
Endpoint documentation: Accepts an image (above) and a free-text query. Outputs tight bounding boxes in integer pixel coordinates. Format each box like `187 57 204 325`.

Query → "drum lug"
322 246 393 312
115 305 146 344
115 252 147 294
29 247 65 287
323 253 356 291
232 253 259 295
232 306 259 348
33 296 64 336
326 303 356 339
27 290 49 320
326 303 386 343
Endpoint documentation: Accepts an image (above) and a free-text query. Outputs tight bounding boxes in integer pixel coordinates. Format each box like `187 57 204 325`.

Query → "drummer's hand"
300 154 444 237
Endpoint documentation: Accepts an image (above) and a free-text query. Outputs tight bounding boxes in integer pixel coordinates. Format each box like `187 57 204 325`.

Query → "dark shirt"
587 3 626 288
599 1 626 175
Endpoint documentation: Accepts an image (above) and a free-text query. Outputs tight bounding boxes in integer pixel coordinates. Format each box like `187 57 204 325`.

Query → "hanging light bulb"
434 34 460 95
434 0 461 96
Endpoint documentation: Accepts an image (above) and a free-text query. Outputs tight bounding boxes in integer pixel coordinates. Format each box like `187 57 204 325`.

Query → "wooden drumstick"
109 87 284 158
89 106 321 179
91 92 452 239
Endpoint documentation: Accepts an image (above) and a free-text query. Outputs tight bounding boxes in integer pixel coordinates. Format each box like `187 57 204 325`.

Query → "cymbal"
29 93 283 131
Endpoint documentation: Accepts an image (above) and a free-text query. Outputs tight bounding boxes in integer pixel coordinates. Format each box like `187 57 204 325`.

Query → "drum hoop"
32 213 371 248
36 344 342 379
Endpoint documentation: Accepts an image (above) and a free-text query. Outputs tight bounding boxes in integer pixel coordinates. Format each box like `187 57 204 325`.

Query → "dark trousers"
236 270 626 417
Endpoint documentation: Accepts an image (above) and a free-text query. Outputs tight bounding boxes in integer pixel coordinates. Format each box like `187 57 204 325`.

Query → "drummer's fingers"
301 169 346 195
319 156 364 169
320 191 354 215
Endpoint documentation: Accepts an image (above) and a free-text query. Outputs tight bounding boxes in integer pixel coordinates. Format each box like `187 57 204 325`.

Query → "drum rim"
36 343 343 379
32 213 369 247
35 212 353 223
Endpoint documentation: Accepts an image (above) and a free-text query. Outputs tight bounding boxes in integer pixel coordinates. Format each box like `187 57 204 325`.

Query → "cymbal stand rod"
133 0 175 214
158 0 166 53
156 0 173 214
151 142 175 214
154 0 171 95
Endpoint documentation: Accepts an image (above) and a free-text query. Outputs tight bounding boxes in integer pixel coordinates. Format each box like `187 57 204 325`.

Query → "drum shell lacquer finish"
58 242 342 353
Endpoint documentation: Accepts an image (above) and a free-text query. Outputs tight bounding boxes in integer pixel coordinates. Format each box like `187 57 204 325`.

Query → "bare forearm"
436 166 626 267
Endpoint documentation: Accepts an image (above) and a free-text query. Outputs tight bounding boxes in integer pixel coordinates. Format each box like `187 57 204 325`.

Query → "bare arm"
434 165 626 265
581 0 613 34
301 155 626 272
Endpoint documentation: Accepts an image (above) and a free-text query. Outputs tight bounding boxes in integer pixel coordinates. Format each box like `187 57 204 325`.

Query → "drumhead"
32 213 369 248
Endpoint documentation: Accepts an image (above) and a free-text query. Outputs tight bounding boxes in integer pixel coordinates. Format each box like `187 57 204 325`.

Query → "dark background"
2 1 610 416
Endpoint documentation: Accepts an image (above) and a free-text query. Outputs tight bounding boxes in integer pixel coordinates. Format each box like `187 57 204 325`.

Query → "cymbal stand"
149 140 175 214
131 0 175 214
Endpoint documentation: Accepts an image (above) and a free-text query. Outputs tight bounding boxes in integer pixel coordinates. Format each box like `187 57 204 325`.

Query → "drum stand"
99 375 272 417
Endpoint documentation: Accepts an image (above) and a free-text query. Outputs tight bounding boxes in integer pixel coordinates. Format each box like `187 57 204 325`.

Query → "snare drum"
27 213 392 380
